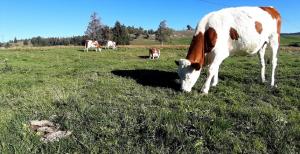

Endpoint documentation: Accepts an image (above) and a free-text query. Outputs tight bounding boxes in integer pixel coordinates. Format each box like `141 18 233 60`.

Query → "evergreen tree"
101 26 112 41
112 21 130 45
14 37 17 43
155 20 172 45
85 12 103 41
23 39 29 45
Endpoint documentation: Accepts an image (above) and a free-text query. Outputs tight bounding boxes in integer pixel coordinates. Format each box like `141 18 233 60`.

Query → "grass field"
0 47 299 153
281 35 300 46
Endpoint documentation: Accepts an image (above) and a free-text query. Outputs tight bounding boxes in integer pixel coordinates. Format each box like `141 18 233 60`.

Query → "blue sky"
0 0 299 42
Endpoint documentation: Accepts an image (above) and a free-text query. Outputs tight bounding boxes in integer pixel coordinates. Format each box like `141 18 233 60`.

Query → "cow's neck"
186 32 205 66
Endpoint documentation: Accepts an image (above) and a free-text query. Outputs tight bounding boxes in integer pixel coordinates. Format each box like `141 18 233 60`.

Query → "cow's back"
195 6 280 54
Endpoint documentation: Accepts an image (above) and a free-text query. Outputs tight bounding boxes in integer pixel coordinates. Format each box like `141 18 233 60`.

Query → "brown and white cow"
85 40 101 52
149 48 160 59
176 6 281 93
105 40 117 49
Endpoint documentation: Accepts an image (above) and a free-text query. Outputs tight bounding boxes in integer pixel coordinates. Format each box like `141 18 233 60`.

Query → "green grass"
281 35 300 46
168 37 192 45
130 38 159 45
0 47 299 153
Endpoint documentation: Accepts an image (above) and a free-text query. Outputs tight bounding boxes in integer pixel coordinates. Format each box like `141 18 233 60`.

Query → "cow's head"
175 59 201 92
175 27 217 92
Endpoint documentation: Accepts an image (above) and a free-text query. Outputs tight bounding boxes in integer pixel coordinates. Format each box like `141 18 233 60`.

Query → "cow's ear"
191 63 201 70
175 60 180 66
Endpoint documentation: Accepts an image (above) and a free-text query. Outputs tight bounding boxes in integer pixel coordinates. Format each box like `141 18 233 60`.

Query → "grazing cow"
105 40 117 49
85 40 101 52
175 6 281 93
149 48 160 59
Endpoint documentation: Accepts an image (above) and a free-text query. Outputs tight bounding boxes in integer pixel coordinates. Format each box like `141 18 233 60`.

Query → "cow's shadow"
138 56 149 59
111 69 180 90
77 49 101 52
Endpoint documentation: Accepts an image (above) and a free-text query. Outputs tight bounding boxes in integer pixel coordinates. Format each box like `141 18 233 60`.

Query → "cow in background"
149 48 160 59
105 40 117 49
85 40 101 52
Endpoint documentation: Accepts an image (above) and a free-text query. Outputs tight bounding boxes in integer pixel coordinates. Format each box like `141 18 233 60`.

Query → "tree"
14 37 17 43
101 26 112 41
85 12 103 41
155 20 172 45
4 43 11 48
187 25 193 31
31 36 48 46
23 39 29 46
147 29 155 34
112 21 130 45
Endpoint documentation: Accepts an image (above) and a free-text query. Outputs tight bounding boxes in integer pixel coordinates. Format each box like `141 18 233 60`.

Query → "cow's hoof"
272 84 278 88
201 88 209 94
200 92 208 96
211 83 218 87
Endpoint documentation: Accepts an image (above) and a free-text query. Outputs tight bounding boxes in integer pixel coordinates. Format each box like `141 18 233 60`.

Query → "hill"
281 32 300 36
130 30 194 46
130 31 300 47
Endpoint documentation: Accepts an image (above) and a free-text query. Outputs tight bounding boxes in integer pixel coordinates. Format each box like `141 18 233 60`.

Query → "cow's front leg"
201 64 219 93
201 52 228 93
211 71 219 87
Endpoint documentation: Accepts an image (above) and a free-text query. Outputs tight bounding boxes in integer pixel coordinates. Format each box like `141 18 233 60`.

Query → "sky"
0 0 299 42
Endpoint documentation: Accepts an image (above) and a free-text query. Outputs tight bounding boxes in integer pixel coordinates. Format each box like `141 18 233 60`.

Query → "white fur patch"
194 6 279 54
177 59 201 92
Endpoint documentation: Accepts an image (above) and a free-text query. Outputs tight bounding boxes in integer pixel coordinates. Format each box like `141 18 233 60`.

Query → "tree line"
2 12 174 47
84 12 172 45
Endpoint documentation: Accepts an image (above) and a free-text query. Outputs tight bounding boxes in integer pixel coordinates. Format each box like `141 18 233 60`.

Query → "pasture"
0 47 299 153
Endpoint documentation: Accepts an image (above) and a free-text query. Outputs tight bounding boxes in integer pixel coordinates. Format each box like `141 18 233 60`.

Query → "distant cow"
105 40 117 49
176 6 281 93
85 40 101 52
149 48 160 59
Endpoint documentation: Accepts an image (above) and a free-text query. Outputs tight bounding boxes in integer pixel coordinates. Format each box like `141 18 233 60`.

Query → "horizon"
1 0 299 42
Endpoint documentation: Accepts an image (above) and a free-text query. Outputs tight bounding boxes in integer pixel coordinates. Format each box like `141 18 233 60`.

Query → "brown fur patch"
260 7 281 20
229 27 239 40
186 27 217 69
260 7 281 43
149 48 159 54
186 32 204 69
255 21 263 34
204 27 217 53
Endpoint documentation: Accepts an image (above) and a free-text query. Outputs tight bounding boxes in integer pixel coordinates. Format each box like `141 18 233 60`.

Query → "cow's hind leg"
259 42 267 83
270 34 279 86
